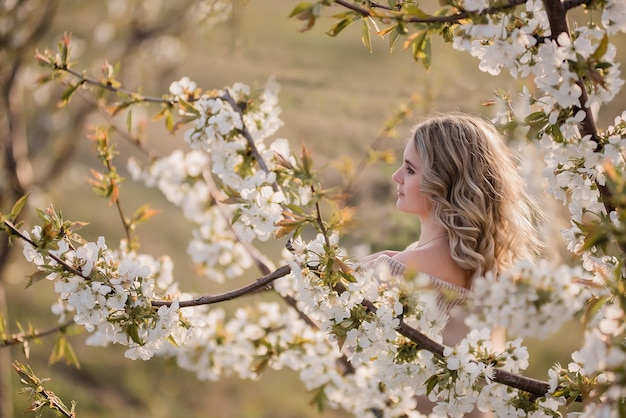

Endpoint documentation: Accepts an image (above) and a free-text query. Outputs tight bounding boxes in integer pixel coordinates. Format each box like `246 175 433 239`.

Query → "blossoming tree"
2 0 626 417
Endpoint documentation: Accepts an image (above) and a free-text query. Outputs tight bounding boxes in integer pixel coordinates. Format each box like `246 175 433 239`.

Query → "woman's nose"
392 167 402 184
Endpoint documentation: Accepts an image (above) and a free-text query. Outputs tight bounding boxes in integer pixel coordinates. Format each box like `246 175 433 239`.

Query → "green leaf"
309 384 328 413
425 374 439 395
165 111 174 132
126 108 133 132
125 323 143 345
0 314 6 340
550 123 564 143
63 339 81 369
411 31 429 63
422 37 432 70
581 295 609 328
285 203 307 215
591 33 609 61
167 335 180 348
288 2 313 18
525 112 549 140
58 82 82 108
404 5 428 18
389 24 404 53
49 335 65 365
326 14 359 37
362 19 372 53
525 111 548 123
26 271 49 288
9 194 29 223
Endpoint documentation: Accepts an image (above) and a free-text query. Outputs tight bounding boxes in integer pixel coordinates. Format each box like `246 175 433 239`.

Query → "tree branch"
333 0 529 24
2 220 85 278
358 289 550 397
220 90 278 192
0 320 75 348
4 216 551 398
541 0 625 254
12 361 76 418
151 265 292 308
51 64 171 104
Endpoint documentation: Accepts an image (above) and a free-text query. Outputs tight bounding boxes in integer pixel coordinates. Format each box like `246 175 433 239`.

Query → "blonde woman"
362 112 542 417
362 112 542 343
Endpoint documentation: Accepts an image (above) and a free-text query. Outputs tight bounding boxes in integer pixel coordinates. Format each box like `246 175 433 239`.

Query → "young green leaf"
9 194 30 223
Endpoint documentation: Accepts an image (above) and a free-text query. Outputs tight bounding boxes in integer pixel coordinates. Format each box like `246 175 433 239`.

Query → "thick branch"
359 291 550 398
542 0 624 254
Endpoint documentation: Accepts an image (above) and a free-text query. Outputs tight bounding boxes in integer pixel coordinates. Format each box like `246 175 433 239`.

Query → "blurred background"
2 0 625 417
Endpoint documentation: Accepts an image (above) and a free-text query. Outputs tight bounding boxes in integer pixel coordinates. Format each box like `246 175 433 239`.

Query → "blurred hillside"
3 0 626 417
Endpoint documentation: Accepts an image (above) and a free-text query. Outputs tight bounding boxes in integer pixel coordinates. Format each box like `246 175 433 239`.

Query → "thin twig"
220 90 281 192
13 361 76 418
1 320 75 348
333 0 529 24
151 265 292 308
3 220 85 278
55 65 171 104
343 95 419 197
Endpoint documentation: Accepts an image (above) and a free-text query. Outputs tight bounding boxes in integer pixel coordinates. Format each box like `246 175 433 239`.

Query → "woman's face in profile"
392 142 432 217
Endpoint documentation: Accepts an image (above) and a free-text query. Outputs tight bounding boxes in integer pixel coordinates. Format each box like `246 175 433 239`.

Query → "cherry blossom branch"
152 265 291 308
358 292 551 397
220 90 278 192
333 0 529 24
2 220 85 278
160 265 550 398
335 0 588 23
46 63 172 105
541 0 624 254
0 320 75 348
4 217 551 397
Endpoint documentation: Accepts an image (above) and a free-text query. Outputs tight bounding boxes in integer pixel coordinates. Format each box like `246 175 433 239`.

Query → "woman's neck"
418 218 447 244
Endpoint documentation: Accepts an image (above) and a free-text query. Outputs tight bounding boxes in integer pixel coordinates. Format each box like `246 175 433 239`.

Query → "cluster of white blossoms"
454 1 624 114
15 1 626 414
277 234 570 417
129 78 299 280
466 259 597 338
546 302 626 418
455 0 625 278
170 77 297 244
540 110 626 269
128 150 253 283
22 226 192 361
602 0 626 36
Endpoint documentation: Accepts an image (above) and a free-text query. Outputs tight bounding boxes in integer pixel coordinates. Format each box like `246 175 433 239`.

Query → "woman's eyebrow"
404 158 416 168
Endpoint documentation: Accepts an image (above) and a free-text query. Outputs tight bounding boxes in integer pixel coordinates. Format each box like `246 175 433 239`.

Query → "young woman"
362 112 542 345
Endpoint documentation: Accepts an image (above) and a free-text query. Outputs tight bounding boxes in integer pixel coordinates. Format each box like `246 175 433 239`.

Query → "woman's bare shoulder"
392 247 468 289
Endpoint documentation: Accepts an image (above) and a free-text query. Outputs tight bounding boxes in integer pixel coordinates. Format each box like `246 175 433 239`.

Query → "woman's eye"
406 166 415 175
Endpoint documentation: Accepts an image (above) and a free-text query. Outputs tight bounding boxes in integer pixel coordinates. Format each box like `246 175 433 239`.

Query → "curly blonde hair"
410 112 542 279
